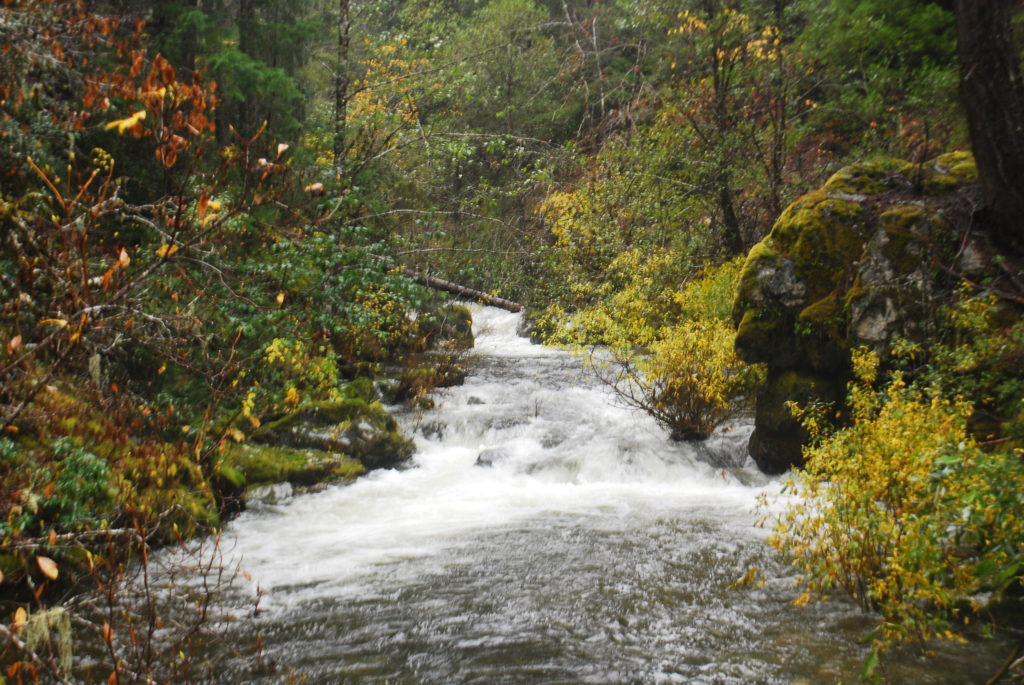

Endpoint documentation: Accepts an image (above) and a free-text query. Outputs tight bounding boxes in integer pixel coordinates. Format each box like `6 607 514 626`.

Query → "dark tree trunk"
954 0 1024 253
719 182 744 255
334 0 351 178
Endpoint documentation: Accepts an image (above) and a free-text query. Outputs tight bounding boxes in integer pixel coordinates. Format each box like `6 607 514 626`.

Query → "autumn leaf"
276 142 289 158
36 556 58 580
105 110 146 134
304 182 324 193
118 247 130 268
13 607 26 630
39 318 68 328
155 244 179 258
228 428 245 442
276 292 285 306
6 334 21 355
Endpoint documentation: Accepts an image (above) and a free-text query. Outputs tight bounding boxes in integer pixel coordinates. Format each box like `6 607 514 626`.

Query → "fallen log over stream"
404 269 524 312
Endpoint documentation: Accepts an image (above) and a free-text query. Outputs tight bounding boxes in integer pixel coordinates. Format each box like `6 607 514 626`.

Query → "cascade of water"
219 307 1004 684
226 307 764 600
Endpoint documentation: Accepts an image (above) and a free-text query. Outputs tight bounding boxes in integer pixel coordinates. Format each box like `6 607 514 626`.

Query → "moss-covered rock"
223 443 364 486
251 399 415 470
733 152 978 472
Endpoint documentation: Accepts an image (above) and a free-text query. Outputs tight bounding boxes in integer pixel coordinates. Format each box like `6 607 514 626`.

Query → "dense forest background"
2 0 1024 681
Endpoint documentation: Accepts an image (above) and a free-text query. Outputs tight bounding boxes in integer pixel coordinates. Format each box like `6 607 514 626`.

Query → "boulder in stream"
252 399 415 470
733 152 985 473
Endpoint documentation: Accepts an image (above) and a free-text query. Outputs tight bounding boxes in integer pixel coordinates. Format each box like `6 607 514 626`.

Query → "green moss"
256 399 398 443
756 370 839 431
735 308 787 364
251 398 413 471
223 443 365 486
822 157 915 195
920 150 977 194
768 190 867 301
215 465 246 492
0 553 20 579
875 204 935 273
798 295 842 327
341 377 379 403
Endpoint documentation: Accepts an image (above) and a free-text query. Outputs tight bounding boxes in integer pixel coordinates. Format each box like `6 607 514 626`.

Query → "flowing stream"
219 307 1010 683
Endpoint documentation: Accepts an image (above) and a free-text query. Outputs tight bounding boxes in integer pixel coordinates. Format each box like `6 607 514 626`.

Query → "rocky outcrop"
733 152 983 473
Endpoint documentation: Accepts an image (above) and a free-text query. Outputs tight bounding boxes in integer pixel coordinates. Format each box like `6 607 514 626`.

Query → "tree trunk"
954 0 1024 253
334 0 351 178
404 270 524 313
719 182 744 255
236 0 257 136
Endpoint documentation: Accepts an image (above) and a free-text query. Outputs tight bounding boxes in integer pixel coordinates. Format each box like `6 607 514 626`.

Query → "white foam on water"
225 306 772 603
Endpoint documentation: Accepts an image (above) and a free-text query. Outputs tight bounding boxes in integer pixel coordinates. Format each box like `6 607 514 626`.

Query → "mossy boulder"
252 399 415 470
223 443 364 486
733 153 980 472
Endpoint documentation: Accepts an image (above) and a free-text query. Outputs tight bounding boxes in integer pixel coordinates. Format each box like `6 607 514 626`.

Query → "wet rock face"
733 152 980 473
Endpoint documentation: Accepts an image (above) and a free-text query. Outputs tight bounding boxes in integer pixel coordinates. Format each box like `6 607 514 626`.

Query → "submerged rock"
475 447 510 467
733 152 982 473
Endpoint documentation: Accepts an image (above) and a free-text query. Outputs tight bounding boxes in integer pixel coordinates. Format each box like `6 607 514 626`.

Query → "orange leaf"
36 556 58 580
47 529 56 545
155 244 179 258
108 669 118 685
304 182 324 193
102 622 113 643
13 607 26 631
39 318 68 328
6 334 21 355
118 248 130 268
276 292 285 306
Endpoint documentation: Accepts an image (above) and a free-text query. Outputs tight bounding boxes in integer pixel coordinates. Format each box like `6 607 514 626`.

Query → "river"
218 306 1009 683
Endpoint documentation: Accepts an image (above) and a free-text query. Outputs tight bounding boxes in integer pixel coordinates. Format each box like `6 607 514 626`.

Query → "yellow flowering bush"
771 348 1024 648
568 257 762 440
614 319 761 440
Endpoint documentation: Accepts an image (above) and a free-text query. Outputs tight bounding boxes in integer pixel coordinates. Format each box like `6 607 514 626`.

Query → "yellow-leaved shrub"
770 348 1024 647
557 255 762 440
620 319 762 440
